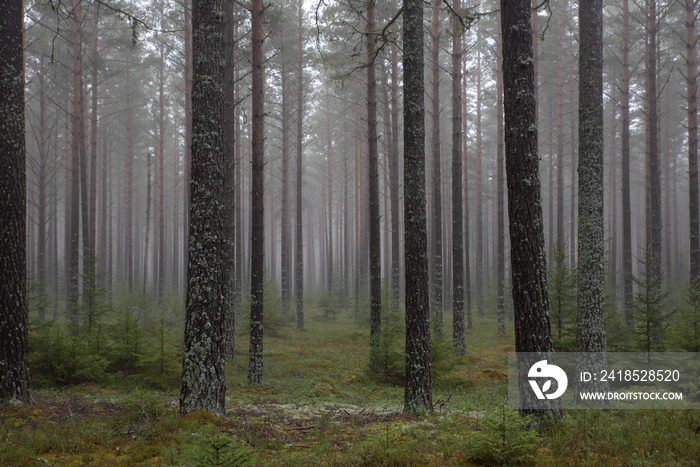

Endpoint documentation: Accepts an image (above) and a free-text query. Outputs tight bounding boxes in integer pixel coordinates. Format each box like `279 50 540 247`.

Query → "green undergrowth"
3 301 699 465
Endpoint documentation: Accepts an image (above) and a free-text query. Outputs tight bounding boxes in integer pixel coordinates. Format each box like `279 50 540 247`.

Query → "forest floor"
2 305 700 466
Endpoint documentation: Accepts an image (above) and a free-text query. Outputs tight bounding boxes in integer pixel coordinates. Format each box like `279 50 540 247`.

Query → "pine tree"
632 246 671 354
248 0 266 385
0 0 31 405
403 0 432 415
180 0 228 415
500 0 560 418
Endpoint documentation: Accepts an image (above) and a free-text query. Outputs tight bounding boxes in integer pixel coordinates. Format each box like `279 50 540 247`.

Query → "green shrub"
29 319 108 386
466 405 542 466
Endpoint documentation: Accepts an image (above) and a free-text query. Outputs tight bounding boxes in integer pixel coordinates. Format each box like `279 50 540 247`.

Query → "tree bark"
157 40 166 305
179 0 227 415
403 0 433 415
390 40 400 314
281 57 291 322
576 0 607 363
248 0 265 385
496 9 505 336
223 0 236 359
451 0 466 354
0 0 31 405
500 0 560 418
367 0 382 371
645 0 663 291
295 0 305 329
430 0 443 332
621 0 633 326
687 0 699 284
68 0 83 331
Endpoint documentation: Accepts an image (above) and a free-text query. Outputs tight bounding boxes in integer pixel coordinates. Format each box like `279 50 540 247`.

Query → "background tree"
451 0 467 355
367 0 382 372
248 0 266 385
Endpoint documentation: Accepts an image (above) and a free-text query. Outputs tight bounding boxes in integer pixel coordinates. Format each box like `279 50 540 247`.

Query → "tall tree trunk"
390 40 400 314
576 0 607 378
88 1 99 311
646 0 663 288
621 0 633 326
344 124 350 313
556 0 565 249
125 68 134 293
180 0 227 415
496 9 506 335
183 0 193 301
281 58 291 322
462 35 472 328
475 46 485 321
326 91 334 295
68 0 83 331
687 0 699 284
295 0 305 329
142 156 152 312
234 12 242 322
172 130 180 294
570 82 577 266
501 0 559 418
367 0 382 370
403 0 432 415
248 0 265 385
430 0 443 331
37 56 48 322
609 96 618 301
157 42 166 304
0 0 31 405
452 0 466 354
223 0 236 358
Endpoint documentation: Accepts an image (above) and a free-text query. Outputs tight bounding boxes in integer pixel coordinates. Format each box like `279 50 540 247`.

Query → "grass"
2 304 700 465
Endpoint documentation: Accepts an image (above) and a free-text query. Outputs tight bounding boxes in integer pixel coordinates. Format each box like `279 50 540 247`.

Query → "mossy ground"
3 306 699 465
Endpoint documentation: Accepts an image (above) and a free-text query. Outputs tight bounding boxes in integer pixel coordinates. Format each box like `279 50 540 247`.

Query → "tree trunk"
646 0 663 289
183 0 193 301
68 0 83 331
37 56 48 322
463 38 472 329
452 0 466 354
179 0 227 415
223 0 236 358
430 0 443 332
496 9 506 336
0 0 31 405
248 0 265 385
295 0 305 329
125 67 134 293
556 0 565 248
621 0 633 326
390 40 400 314
687 0 699 284
157 41 166 305
281 57 291 322
403 0 432 415
367 0 382 371
576 0 607 377
326 92 334 295
142 156 152 312
476 45 484 321
500 0 560 418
